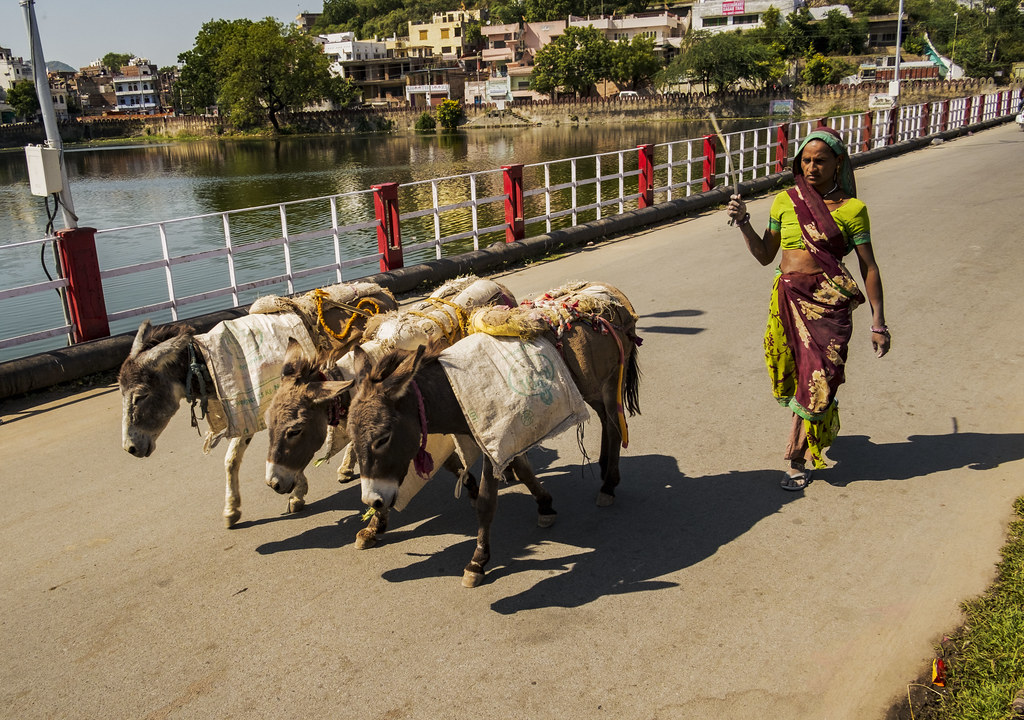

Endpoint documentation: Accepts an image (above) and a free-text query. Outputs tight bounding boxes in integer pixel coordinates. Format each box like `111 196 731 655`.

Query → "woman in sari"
726 128 890 490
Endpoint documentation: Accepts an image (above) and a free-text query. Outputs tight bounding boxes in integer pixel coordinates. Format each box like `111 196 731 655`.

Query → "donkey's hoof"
288 497 305 514
462 570 485 588
354 530 377 550
337 469 358 484
538 512 557 528
224 509 241 528
596 492 615 507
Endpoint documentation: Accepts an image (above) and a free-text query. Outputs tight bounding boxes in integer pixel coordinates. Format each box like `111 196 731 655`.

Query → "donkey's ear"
129 319 153 358
137 332 192 374
308 379 354 407
381 345 426 399
351 345 373 380
281 337 311 378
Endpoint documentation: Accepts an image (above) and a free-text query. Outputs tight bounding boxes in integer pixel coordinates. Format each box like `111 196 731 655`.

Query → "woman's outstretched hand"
726 194 748 225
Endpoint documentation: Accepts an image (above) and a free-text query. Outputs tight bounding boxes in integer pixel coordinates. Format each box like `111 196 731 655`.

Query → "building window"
703 16 728 26
441 28 450 39
419 30 428 40
442 46 452 54
733 14 758 24
455 26 461 37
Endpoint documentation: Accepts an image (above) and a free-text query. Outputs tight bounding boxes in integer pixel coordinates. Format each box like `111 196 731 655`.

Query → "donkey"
263 276 533 548
346 282 641 587
118 283 396 527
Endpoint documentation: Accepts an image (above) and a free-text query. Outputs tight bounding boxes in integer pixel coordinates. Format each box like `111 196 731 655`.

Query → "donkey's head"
347 344 430 511
118 320 195 458
264 338 352 495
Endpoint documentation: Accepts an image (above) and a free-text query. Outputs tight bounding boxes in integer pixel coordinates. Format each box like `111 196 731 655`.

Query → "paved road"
3 123 1023 720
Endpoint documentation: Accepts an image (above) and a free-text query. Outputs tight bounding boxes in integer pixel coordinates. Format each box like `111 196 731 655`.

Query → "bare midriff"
779 248 822 274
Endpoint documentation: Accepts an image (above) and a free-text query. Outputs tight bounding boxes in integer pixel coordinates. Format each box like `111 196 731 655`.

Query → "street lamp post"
950 12 959 80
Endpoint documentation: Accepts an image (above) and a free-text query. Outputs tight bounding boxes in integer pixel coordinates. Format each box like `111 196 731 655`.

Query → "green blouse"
768 192 872 255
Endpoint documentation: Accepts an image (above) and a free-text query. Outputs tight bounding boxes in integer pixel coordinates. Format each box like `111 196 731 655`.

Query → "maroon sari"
771 176 864 421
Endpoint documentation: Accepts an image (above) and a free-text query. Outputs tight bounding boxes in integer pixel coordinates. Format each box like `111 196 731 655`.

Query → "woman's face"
799 140 841 193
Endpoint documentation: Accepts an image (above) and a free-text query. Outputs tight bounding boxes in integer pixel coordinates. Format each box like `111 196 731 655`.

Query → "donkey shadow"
376 429 1024 613
378 451 796 612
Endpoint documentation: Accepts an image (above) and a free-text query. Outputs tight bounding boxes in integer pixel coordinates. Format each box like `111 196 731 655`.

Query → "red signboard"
722 0 745 14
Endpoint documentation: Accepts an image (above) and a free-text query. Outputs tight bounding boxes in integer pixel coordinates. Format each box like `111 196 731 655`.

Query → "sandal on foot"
780 469 812 491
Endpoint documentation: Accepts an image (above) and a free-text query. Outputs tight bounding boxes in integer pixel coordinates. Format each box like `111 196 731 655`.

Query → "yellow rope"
423 297 469 337
314 289 383 342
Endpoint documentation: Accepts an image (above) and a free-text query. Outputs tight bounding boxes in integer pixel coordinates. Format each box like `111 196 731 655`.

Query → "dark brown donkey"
346 282 641 587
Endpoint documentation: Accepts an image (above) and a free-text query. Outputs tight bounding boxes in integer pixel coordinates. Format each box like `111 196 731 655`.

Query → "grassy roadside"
889 497 1024 719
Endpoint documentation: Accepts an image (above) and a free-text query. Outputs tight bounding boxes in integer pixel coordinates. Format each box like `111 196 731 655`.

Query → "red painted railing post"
962 96 972 127
996 91 1004 115
862 111 873 152
502 163 524 243
940 100 950 132
702 134 717 192
886 107 899 145
816 117 828 128
920 102 931 137
56 227 110 342
372 182 403 271
775 123 789 173
637 144 654 208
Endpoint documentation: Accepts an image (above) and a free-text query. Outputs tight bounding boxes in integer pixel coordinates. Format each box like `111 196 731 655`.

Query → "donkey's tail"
623 344 641 418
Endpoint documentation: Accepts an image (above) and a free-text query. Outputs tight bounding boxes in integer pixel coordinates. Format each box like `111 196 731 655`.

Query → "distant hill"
47 61 76 73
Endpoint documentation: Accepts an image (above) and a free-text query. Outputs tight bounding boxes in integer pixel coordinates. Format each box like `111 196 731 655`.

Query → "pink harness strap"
410 380 434 478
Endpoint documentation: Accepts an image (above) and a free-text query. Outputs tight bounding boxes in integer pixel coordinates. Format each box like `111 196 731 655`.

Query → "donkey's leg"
463 458 498 588
355 507 388 550
337 442 358 484
288 472 308 514
223 435 251 527
507 455 556 527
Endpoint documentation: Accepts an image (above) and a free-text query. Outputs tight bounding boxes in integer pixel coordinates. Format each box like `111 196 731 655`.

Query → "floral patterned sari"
764 176 865 469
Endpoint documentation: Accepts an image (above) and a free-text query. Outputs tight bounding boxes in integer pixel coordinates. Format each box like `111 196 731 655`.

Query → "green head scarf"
793 128 857 198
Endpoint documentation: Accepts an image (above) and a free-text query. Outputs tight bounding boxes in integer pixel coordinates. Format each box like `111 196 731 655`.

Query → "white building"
113 59 160 115
321 32 389 77
690 0 802 33
566 11 686 49
0 46 32 92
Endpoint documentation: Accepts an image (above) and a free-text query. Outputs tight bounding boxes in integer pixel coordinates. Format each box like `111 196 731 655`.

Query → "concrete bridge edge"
0 117 1006 401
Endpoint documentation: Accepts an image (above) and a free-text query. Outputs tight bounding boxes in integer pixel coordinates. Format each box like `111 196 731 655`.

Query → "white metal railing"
1 88 1020 362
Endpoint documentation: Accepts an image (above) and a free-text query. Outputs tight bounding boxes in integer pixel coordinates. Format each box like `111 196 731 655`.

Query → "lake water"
0 120 757 361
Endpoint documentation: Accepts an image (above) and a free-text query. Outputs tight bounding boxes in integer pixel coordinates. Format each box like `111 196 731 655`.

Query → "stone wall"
0 78 1011 149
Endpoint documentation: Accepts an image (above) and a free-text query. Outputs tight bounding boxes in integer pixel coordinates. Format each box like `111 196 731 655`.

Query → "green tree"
820 10 868 55
608 35 663 91
101 52 133 71
660 31 777 93
801 53 855 85
436 98 463 130
7 81 40 120
178 18 343 130
530 25 613 97
177 19 242 113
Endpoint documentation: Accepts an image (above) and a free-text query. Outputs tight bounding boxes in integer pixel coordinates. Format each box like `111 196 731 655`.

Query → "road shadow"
376 450 801 613
824 431 1024 486
637 308 705 336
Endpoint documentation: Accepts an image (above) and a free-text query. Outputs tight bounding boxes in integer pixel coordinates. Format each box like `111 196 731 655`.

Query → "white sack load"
195 313 316 440
438 333 590 472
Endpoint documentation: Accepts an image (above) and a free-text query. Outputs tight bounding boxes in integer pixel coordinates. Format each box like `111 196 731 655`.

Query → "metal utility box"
25 145 63 196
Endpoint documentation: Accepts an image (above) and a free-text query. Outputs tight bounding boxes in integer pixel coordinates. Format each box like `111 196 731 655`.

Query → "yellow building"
408 9 481 60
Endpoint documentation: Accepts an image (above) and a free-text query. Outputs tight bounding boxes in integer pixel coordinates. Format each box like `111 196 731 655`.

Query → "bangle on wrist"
871 325 890 336
737 212 750 227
